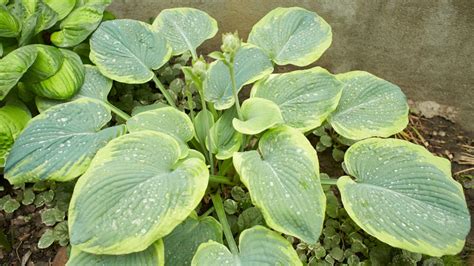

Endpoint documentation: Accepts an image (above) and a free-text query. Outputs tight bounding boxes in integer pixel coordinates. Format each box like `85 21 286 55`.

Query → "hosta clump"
2 5 470 265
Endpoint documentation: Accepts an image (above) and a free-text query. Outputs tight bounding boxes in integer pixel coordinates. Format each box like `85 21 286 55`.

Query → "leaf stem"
200 207 215 217
211 193 239 255
209 175 235 186
105 102 131 121
152 75 176 108
320 178 338 185
228 64 243 120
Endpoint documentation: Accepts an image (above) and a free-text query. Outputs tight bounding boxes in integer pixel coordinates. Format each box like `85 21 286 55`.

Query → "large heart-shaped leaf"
0 103 31 166
0 5 20 37
36 65 112 112
0 45 37 100
251 67 343 132
21 45 64 83
232 98 283 135
68 130 209 254
126 106 194 156
192 226 301 266
248 7 332 67
164 212 222 266
204 44 273 110
25 49 84 99
5 99 126 185
234 126 325 244
207 107 242 160
51 3 108 47
153 8 217 57
67 240 164 266
338 138 470 256
44 0 76 20
90 19 172 84
328 71 409 140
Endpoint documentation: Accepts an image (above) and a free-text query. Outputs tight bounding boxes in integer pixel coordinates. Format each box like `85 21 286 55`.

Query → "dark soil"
1 114 473 265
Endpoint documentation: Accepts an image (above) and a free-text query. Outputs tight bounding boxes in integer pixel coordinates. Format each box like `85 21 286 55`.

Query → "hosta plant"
2 6 470 265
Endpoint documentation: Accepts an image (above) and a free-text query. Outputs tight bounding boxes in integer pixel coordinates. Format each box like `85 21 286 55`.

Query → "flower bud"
221 32 241 54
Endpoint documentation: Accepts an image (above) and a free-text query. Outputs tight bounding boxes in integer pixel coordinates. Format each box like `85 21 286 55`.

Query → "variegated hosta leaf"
4 99 126 185
338 138 470 256
68 130 209 254
44 0 76 20
21 45 64 83
328 71 409 140
153 7 217 56
0 45 37 100
207 107 242 160
192 226 301 266
251 67 343 132
232 98 283 135
51 3 109 47
234 126 325 244
194 109 214 146
16 0 59 45
36 65 112 112
26 49 85 100
204 44 273 110
90 19 172 84
164 212 222 266
67 240 164 266
126 107 194 156
248 7 332 67
0 5 20 37
0 103 31 166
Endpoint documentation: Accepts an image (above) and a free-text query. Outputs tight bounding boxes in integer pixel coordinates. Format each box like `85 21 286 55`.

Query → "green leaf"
36 65 112 112
234 126 325 244
90 19 172 84
20 45 64 84
0 103 31 166
127 106 194 156
0 45 37 100
67 240 165 266
207 107 242 160
51 3 108 47
251 67 343 132
41 208 65 226
38 229 55 249
21 188 35 205
16 0 58 45
237 207 264 231
3 197 20 213
163 212 223 266
153 8 217 57
5 99 126 185
192 226 301 266
232 97 283 135
0 5 20 37
44 0 75 20
25 49 85 100
68 131 209 254
194 109 214 145
338 138 470 256
204 44 273 110
328 71 409 140
248 7 332 66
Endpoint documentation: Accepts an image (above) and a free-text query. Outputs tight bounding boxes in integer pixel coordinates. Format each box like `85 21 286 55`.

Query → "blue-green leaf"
328 71 409 140
153 8 217 57
67 240 164 266
248 7 332 66
192 226 301 266
207 107 242 160
5 99 126 185
90 19 172 83
164 212 222 266
338 138 470 256
204 44 273 110
234 126 325 244
251 67 343 132
68 131 209 254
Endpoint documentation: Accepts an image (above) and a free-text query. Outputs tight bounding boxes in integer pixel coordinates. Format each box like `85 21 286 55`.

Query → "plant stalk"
228 64 243 120
209 175 235 185
320 178 338 185
200 207 215 217
211 193 239 255
152 75 176 108
105 102 131 121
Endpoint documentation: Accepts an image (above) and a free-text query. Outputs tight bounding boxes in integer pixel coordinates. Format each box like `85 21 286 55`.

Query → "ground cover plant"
0 4 471 265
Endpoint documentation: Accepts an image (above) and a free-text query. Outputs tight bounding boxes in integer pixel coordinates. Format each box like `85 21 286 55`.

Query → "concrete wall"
108 0 474 132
